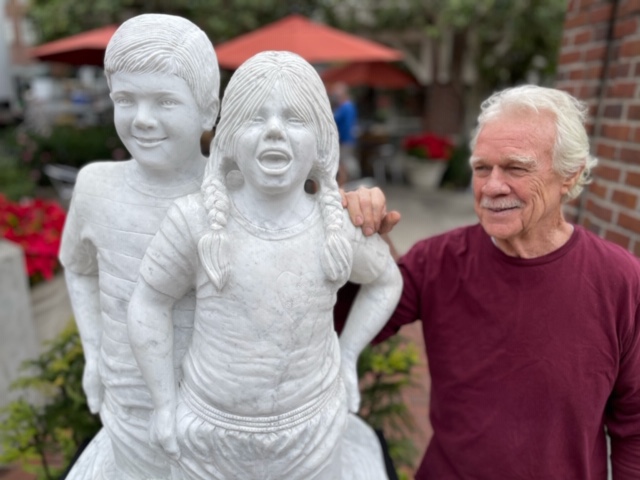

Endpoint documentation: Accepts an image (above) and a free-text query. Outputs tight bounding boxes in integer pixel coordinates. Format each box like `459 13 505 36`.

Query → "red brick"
604 104 623 118
620 39 640 58
596 141 617 159
582 217 602 235
636 63 640 76
605 230 631 249
608 82 637 98
565 12 590 29
635 127 640 143
589 180 608 199
634 241 640 258
611 62 631 79
612 189 638 208
587 65 604 79
614 17 638 38
586 44 607 61
586 198 613 222
574 30 592 45
619 212 640 234
627 171 640 188
620 146 640 164
619 0 640 16
590 3 614 23
559 50 583 65
568 68 585 80
602 123 631 141
629 105 640 120
595 164 621 181
594 24 610 41
579 84 598 98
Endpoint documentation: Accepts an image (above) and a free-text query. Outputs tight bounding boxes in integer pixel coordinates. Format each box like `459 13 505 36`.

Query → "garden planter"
30 274 74 346
404 157 448 190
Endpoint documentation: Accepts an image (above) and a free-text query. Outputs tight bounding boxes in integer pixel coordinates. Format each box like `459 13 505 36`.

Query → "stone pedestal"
0 240 39 409
30 273 74 345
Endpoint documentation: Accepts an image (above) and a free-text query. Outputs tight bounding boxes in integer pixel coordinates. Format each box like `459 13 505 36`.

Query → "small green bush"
0 322 101 480
358 335 421 471
13 125 128 185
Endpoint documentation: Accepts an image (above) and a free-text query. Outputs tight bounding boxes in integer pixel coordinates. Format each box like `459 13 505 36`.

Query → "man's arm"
128 277 180 460
607 305 640 479
65 269 103 414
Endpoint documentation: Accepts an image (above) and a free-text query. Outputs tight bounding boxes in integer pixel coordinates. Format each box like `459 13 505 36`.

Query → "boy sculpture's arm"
65 270 103 414
127 278 180 460
339 255 403 413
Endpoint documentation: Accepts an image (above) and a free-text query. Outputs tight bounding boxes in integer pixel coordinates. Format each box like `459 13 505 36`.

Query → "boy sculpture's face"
110 71 208 174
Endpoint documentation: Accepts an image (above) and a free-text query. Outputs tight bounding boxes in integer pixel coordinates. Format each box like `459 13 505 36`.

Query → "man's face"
235 81 316 196
110 72 206 174
471 110 573 248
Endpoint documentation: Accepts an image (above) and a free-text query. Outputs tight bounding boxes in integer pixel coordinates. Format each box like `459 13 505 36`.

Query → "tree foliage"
28 0 323 44
322 0 567 91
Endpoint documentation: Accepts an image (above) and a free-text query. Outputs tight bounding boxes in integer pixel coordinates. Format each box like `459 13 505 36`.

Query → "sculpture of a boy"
59 14 219 479
128 50 402 480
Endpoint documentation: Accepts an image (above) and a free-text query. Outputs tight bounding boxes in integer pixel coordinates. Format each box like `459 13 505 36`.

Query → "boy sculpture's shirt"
60 160 199 478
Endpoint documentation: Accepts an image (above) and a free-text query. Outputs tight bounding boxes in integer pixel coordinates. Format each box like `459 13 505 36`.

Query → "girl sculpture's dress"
128 51 402 480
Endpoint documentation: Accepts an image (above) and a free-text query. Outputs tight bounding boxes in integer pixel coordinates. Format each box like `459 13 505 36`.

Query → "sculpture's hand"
340 354 361 413
82 359 104 414
149 406 180 461
341 186 401 237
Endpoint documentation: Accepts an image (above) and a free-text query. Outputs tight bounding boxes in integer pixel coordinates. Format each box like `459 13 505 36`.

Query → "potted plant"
0 195 73 345
402 132 454 190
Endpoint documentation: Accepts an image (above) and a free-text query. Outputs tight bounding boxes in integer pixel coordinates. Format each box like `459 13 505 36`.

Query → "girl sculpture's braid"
198 51 353 291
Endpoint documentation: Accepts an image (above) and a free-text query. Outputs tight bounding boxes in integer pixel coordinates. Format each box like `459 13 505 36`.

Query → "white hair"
471 85 598 200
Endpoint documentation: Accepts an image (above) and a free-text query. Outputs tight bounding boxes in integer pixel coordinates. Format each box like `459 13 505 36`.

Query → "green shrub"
0 322 101 480
440 139 472 190
14 125 128 185
358 335 421 471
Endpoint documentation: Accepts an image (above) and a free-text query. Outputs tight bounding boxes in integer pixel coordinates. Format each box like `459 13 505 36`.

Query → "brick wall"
556 0 640 256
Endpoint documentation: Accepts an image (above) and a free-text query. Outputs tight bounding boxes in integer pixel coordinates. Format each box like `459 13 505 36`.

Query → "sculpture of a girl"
128 51 402 479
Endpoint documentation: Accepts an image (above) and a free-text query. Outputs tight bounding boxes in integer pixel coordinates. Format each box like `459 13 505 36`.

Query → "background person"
331 82 360 185
346 85 640 479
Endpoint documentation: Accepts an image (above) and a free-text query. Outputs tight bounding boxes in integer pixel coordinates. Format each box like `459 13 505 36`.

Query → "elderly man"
347 85 640 479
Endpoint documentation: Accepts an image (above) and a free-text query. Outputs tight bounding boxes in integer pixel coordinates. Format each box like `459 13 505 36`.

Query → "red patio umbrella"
321 62 419 89
215 14 402 70
30 25 118 66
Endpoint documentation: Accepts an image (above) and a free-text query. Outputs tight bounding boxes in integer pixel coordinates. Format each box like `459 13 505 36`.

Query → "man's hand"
82 359 104 414
341 187 401 236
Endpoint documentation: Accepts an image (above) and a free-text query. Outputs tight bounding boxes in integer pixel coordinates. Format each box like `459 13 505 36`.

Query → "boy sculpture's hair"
198 50 353 291
104 13 220 119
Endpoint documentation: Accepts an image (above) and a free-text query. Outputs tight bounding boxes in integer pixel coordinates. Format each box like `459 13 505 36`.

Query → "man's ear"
561 166 584 197
201 99 219 132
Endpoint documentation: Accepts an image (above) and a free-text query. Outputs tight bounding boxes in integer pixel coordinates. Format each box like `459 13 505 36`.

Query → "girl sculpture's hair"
103 13 219 120
198 51 352 291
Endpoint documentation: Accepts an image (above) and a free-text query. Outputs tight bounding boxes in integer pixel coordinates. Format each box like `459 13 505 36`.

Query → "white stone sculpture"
60 12 400 479
127 50 402 480
59 14 219 480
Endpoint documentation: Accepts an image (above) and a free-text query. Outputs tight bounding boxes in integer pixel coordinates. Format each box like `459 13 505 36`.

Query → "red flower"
0 195 66 285
403 132 454 161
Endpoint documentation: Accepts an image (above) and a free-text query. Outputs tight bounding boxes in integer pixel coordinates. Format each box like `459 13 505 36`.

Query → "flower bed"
402 132 454 162
0 195 66 286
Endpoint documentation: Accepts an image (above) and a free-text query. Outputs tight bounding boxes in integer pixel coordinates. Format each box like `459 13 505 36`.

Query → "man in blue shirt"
331 82 360 185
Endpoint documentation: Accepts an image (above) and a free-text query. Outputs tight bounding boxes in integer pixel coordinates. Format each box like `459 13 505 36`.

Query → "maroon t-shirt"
378 224 640 480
